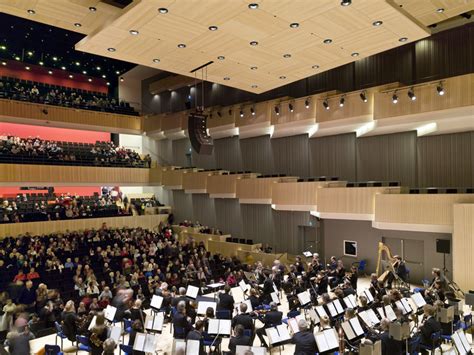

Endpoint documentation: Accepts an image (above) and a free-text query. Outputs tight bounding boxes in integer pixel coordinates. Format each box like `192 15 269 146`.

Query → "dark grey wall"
162 131 473 187
322 219 452 283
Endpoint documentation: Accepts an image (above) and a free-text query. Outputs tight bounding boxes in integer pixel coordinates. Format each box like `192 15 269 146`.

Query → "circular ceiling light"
223 77 230 81
48 70 53 75
279 76 286 79
217 56 225 60
129 30 139 35
251 84 258 88
312 64 320 69
290 23 299 28
61 66 66 70
38 61 44 66
351 52 359 57
153 58 160 63
89 6 96 12
107 47 116 52
250 66 258 70
283 53 291 58
27 9 35 14
250 41 258 46
25 66 30 70
102 74 106 78
372 20 383 26
399 37 408 42
158 8 168 14
177 43 186 48
69 75 73 78
82 70 87 74
74 23 82 27
209 25 218 31
437 8 445 13
340 0 351 6
248 3 259 9
323 39 332 44
88 78 92 82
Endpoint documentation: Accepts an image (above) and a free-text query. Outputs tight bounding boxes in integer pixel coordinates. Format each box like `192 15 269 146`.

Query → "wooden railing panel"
236 177 280 203
453 204 474 291
183 170 223 192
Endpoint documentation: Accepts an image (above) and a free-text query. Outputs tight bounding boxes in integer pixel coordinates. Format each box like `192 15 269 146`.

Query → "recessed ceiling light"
61 66 66 70
75 61 80 66
177 43 186 48
107 48 116 52
217 56 225 60
340 0 351 6
106 82 110 86
74 23 82 27
115 71 120 74
0 45 6 50
89 6 96 12
153 58 160 63
279 76 286 79
248 3 259 9
38 61 44 66
27 9 35 14
88 78 92 82
15 56 20 61
290 23 299 28
120 77 124 82
102 74 106 78
351 52 359 57
223 77 230 81
250 41 258 46
323 39 332 44
27 51 33 56
437 8 445 13
251 85 258 88
1 62 6 66
25 66 30 70
96 66 101 70
82 70 87 74
69 75 73 78
399 37 408 42
48 70 53 75
158 8 168 14
129 30 139 35
250 66 258 70
372 20 383 27
283 53 291 58
52 56 58 61
209 25 218 31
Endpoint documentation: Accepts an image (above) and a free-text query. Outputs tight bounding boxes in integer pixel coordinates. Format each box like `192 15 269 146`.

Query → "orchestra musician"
228 324 252 354
217 285 235 318
386 255 408 289
255 302 283 348
172 301 193 339
410 304 442 353
291 319 317 354
231 303 255 340
380 318 403 355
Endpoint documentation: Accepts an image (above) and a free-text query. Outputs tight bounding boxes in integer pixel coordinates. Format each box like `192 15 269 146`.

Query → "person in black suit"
379 318 403 355
291 318 317 355
186 320 206 355
173 287 197 323
231 303 255 338
410 304 442 353
255 302 283 348
217 285 235 319
172 301 193 339
229 324 252 354
387 255 408 289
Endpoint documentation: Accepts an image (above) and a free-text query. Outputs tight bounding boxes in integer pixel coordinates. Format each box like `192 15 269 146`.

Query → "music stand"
389 321 410 354
359 340 382 355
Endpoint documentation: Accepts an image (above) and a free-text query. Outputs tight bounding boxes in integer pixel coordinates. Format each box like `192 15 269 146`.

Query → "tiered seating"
0 76 139 116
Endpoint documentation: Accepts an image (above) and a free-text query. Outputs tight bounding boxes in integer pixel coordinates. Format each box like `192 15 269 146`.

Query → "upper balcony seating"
0 76 139 116
0 135 151 168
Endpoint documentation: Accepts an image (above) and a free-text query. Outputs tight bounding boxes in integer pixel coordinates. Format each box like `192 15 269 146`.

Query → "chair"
44 344 63 355
119 344 133 355
216 310 232 319
75 335 91 354
174 326 186 339
419 331 442 353
54 321 68 349
357 260 367 275
203 333 221 353
123 318 132 342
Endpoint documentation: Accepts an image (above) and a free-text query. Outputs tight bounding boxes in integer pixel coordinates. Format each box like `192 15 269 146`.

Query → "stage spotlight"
408 87 416 101
240 109 244 118
305 98 310 108
339 96 345 107
360 91 368 102
341 0 351 6
274 105 280 115
437 82 445 96
228 109 232 116
323 99 329 110
217 111 222 118
289 103 294 112
250 107 255 116
392 92 398 104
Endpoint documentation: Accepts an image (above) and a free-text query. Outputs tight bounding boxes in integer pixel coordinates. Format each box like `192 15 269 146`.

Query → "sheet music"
367 309 380 325
235 346 266 355
145 313 164 332
333 299 344 314
239 280 250 292
458 330 471 354
207 319 231 335
110 326 121 342
327 302 338 317
324 328 339 349
315 332 330 352
174 339 187 354
104 305 117 322
150 295 164 310
395 301 407 315
197 301 216 315
451 331 468 355
308 309 320 324
344 294 357 308
411 292 426 309
186 285 199 299
315 305 328 318
133 332 146 351
363 289 374 303
186 339 200 355
401 298 412 313
384 305 397 321
273 283 278 294
271 292 280 305
297 291 311 306
377 307 384 319
349 317 364 336
88 316 97 330
342 321 356 340
358 311 373 327
288 315 304 334
235 299 253 313
303 251 313 257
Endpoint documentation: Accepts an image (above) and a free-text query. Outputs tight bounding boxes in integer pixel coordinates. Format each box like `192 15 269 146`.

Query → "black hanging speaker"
188 112 213 155
436 239 450 254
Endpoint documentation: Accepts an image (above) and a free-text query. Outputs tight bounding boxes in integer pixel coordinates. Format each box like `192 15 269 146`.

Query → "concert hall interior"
1 1 474 354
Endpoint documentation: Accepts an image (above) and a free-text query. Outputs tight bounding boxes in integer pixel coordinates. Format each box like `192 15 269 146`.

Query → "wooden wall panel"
236 177 280 203
271 134 309 177
309 133 357 181
375 194 474 228
356 132 417 186
0 214 168 238
417 132 473 188
0 99 142 134
452 203 474 291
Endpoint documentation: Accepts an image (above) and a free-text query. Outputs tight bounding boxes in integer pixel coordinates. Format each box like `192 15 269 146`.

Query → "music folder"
150 294 164 310
207 319 231 336
389 321 410 341
307 308 321 325
303 251 313 258
377 305 396 322
88 315 97 330
297 291 311 307
239 280 250 292
104 305 117 322
235 345 266 355
315 305 328 319
395 298 412 315
186 285 199 299
363 289 375 303
314 328 339 353
265 324 291 345
333 299 345 314
133 332 159 353
344 294 358 309
110 326 121 343
410 292 426 309
287 314 305 334
145 312 164 333
271 291 280 305
197 301 217 315
341 318 364 340
451 329 471 355
358 309 380 327
185 339 201 355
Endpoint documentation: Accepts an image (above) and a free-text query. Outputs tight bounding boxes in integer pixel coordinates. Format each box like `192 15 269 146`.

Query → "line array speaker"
188 112 213 155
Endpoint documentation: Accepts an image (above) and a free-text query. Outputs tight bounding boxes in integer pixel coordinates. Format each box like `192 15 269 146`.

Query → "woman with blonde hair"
61 300 78 342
